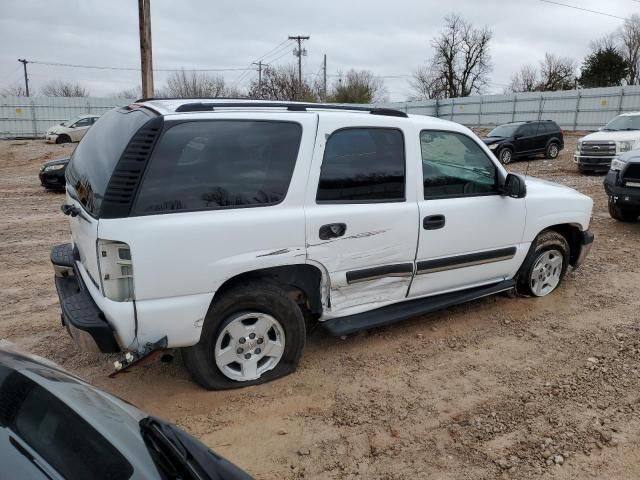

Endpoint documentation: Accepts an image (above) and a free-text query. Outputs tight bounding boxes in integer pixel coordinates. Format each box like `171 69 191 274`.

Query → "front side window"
421 130 498 199
316 128 405 202
73 118 92 128
134 120 302 214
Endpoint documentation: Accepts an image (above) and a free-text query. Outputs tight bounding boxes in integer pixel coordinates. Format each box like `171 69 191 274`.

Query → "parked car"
575 112 640 174
51 100 593 390
45 114 100 144
604 150 640 222
482 120 564 164
0 342 253 479
39 157 69 191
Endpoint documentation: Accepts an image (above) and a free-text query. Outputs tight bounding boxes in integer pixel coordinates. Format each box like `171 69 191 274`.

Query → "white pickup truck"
51 100 594 390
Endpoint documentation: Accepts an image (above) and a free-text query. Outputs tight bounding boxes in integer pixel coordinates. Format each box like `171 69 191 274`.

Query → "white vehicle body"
575 112 640 172
51 100 594 387
45 114 100 143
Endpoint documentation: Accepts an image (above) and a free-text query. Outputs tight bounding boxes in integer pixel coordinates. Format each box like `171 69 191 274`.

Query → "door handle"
423 214 445 230
319 223 347 240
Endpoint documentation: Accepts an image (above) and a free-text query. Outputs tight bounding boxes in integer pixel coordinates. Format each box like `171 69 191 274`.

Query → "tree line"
3 13 640 102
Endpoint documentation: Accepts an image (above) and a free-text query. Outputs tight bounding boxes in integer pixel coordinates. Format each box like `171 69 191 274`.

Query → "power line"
538 0 625 20
28 60 252 72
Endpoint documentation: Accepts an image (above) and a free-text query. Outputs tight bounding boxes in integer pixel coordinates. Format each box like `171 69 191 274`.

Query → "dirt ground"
1 132 640 479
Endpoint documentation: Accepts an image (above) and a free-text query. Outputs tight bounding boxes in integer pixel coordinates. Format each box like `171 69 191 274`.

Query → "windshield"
603 115 640 131
61 116 84 127
487 124 521 138
66 107 154 217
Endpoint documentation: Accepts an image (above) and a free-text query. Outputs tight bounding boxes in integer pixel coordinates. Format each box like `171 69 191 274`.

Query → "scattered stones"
297 448 311 456
587 357 598 364
553 454 564 465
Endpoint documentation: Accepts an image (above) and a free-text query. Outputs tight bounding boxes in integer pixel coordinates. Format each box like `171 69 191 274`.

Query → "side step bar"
322 280 515 337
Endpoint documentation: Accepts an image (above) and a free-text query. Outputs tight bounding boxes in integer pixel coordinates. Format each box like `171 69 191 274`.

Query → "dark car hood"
482 137 505 145
42 157 70 168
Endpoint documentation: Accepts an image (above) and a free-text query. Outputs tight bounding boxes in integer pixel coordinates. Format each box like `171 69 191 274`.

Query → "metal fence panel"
0 96 132 138
380 85 640 131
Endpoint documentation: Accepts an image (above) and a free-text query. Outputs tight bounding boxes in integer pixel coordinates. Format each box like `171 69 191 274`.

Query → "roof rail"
170 101 408 118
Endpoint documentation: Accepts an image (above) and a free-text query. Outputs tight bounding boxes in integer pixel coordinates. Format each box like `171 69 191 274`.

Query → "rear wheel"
182 282 306 390
545 142 560 159
517 231 569 297
499 147 513 165
608 198 640 222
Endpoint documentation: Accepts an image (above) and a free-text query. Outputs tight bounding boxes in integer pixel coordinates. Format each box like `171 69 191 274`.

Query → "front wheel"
608 198 639 222
517 231 569 297
182 282 306 390
499 148 513 165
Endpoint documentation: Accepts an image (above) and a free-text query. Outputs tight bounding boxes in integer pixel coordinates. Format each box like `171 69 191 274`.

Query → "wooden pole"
138 0 154 98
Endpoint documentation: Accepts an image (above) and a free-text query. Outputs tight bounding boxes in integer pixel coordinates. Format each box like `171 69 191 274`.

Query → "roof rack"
167 101 408 118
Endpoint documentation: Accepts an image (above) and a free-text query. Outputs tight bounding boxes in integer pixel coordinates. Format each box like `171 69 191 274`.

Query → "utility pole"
322 54 327 101
288 35 309 99
18 59 29 97
252 60 266 98
138 0 154 98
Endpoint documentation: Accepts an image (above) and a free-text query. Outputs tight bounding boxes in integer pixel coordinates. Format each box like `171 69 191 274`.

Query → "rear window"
66 107 154 216
133 120 302 214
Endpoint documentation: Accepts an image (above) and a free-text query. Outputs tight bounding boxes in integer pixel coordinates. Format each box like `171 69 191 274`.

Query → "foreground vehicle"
0 343 252 479
481 120 564 164
39 157 69 191
604 150 640 222
575 112 640 173
51 100 593 390
45 114 100 144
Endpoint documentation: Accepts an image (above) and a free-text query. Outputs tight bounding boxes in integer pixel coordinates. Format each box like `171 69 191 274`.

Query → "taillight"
97 240 134 302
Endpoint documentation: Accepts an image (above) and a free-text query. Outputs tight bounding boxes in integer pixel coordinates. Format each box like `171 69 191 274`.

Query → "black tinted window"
134 121 302 214
543 122 559 133
316 128 405 202
518 124 537 136
421 130 498 198
0 365 133 479
66 107 152 216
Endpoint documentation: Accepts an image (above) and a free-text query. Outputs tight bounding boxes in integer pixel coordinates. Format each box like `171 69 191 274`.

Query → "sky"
0 0 636 101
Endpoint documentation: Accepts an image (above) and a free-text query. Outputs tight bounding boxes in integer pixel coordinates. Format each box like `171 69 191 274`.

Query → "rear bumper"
51 243 121 353
574 229 594 269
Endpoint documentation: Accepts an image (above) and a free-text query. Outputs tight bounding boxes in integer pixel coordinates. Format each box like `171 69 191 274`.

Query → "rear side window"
133 121 302 214
316 128 405 202
543 122 559 133
66 107 153 216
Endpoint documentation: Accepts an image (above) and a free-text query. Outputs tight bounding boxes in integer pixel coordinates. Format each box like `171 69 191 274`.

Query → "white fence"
2 85 640 138
0 96 133 138
380 85 640 131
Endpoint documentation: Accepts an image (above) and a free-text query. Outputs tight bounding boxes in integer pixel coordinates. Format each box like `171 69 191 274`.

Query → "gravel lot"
1 132 640 479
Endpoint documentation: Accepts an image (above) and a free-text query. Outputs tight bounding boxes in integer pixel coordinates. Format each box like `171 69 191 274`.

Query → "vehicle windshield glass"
487 124 521 137
66 107 153 216
0 364 133 479
61 116 84 127
603 115 640 131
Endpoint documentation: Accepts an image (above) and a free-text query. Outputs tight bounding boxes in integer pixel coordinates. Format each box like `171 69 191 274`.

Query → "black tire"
499 147 514 165
517 230 570 297
608 198 639 222
545 142 560 159
182 282 306 390
56 134 71 144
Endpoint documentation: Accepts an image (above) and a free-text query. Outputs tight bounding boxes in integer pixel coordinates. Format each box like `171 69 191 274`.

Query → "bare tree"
508 65 539 92
589 33 618 53
1 83 28 96
164 69 227 98
620 14 640 85
41 80 89 97
538 53 576 91
111 86 142 98
412 14 492 99
409 68 447 99
248 64 317 101
328 70 387 103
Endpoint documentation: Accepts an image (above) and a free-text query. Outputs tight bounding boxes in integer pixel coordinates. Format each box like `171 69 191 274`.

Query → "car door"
513 123 537 155
409 129 527 298
69 117 93 141
305 114 419 316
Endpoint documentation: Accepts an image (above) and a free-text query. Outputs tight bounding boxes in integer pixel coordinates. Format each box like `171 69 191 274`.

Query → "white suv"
51 100 594 390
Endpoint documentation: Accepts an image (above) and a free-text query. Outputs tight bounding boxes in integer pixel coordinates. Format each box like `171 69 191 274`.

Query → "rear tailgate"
66 191 101 289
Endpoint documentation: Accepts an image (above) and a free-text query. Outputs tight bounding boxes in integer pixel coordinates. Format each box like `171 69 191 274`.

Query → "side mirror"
502 173 527 199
